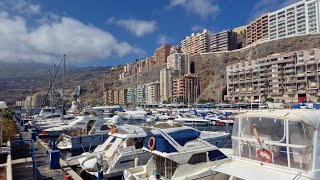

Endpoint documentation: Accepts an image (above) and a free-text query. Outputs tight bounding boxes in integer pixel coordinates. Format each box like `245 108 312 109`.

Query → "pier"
9 116 82 180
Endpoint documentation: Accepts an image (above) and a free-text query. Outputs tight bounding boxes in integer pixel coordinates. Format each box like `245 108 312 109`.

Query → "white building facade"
269 0 320 40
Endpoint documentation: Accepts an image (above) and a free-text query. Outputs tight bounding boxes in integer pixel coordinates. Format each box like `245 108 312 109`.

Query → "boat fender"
134 157 139 167
257 149 273 163
148 136 156 151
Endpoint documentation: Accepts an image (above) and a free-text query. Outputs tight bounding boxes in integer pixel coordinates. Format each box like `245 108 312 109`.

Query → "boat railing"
235 137 313 170
233 136 311 149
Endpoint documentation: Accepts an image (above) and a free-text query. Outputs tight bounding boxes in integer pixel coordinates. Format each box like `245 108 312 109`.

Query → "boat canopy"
144 128 200 153
232 109 320 172
236 109 320 129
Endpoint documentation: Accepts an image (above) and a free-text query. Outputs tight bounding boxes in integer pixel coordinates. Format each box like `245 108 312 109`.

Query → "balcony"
296 72 305 77
308 89 318 94
298 90 306 93
270 92 283 96
287 90 296 94
307 60 317 64
307 72 317 76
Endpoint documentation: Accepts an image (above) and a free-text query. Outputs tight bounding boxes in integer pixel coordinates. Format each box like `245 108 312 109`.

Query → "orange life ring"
257 149 272 163
148 136 156 150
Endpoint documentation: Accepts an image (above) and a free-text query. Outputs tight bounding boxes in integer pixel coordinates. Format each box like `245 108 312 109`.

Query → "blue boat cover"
144 129 200 153
291 104 301 109
314 103 320 110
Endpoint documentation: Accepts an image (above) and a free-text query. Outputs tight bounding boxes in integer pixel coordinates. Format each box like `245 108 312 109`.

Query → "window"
154 156 177 179
100 124 109 131
289 121 314 170
188 153 207 164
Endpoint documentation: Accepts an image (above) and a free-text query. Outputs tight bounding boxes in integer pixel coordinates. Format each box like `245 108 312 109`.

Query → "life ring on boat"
148 136 156 150
257 149 272 163
110 126 118 134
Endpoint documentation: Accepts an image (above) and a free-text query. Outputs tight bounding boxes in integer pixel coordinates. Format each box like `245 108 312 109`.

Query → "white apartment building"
145 82 160 104
160 68 170 102
269 0 320 40
167 53 189 76
127 85 146 105
226 48 320 103
160 68 179 103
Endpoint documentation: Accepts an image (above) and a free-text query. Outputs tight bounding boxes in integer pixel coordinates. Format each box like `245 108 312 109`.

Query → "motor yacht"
212 109 320 180
174 113 212 127
123 126 231 180
74 124 151 178
43 115 108 136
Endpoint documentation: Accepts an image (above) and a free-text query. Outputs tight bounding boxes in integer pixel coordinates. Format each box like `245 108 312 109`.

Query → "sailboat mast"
61 54 66 118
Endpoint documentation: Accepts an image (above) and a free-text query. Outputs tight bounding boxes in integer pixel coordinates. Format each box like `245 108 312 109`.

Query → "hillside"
191 34 320 102
0 62 111 106
79 34 320 105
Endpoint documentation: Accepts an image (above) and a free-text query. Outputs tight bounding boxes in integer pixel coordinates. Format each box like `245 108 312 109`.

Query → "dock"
10 116 83 180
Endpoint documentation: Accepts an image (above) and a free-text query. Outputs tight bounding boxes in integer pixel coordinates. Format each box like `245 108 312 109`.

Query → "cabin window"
154 155 177 179
289 121 314 170
208 150 227 161
240 117 285 142
188 153 207 164
100 125 109 131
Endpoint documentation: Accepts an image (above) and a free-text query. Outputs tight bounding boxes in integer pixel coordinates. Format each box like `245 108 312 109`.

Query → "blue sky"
0 0 299 66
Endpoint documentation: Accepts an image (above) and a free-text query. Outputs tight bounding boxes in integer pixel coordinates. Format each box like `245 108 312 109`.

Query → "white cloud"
158 35 170 45
108 17 157 37
0 1 144 64
0 0 40 16
168 0 219 19
250 0 300 20
191 25 205 32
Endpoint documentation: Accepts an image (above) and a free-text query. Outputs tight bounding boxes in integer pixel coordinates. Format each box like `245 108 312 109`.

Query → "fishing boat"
212 109 320 180
74 124 152 178
123 126 231 180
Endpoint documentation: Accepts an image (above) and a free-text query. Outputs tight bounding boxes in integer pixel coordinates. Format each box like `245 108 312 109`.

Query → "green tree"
198 99 207 104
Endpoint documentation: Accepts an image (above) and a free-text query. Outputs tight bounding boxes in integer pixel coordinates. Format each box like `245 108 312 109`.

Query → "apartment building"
159 68 179 102
167 53 189 76
170 45 182 54
247 13 269 45
160 68 170 102
119 89 128 105
113 90 119 105
181 29 211 55
173 74 200 103
127 85 146 105
210 30 238 52
145 82 160 104
269 0 320 41
107 90 114 105
226 48 320 103
153 44 173 66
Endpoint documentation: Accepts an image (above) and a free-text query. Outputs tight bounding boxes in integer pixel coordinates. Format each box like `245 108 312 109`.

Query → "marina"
2 0 320 179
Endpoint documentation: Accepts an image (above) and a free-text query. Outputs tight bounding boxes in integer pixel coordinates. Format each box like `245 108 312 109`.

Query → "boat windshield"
154 154 178 179
232 117 315 171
